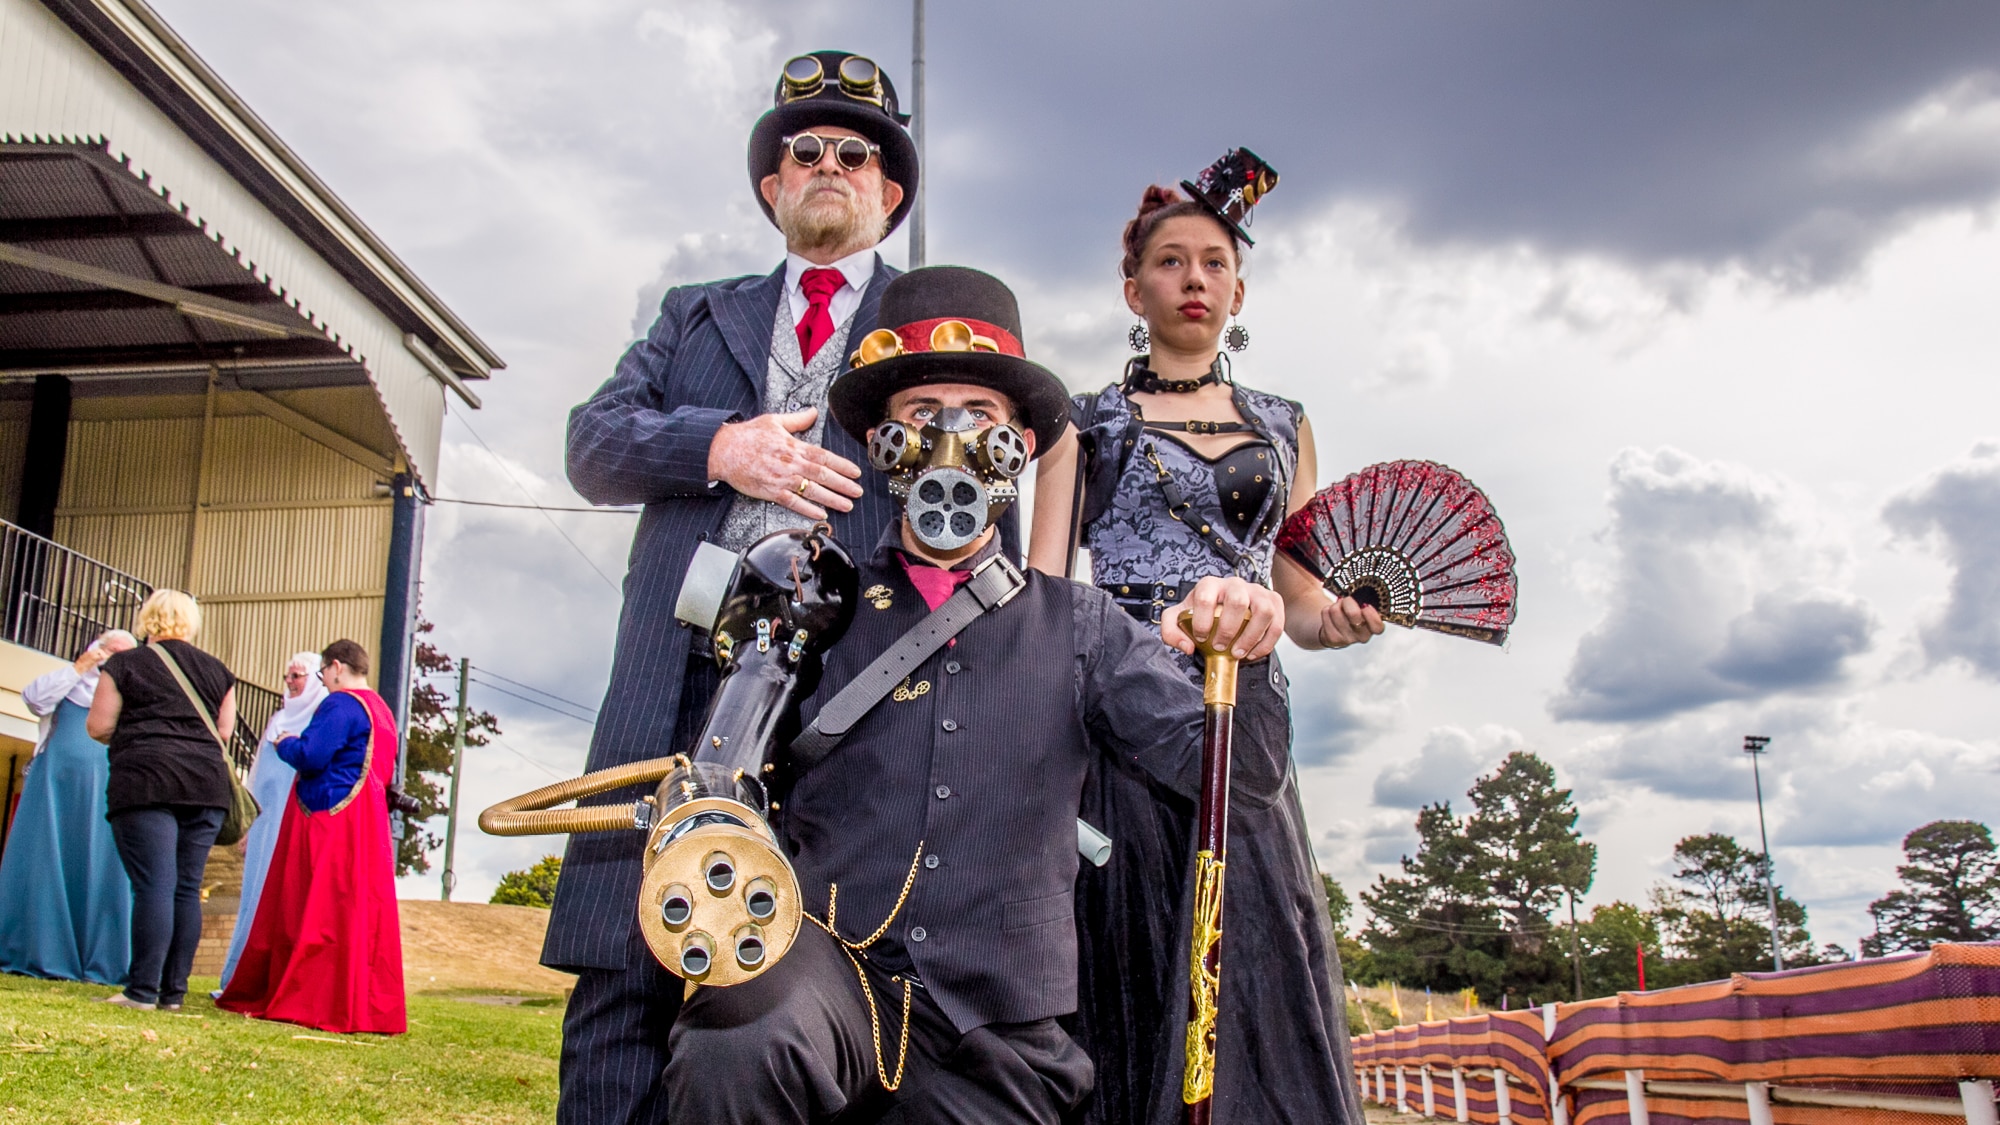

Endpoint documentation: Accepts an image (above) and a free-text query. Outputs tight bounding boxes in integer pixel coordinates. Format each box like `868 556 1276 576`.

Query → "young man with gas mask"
662 266 1291 1123
556 51 973 1123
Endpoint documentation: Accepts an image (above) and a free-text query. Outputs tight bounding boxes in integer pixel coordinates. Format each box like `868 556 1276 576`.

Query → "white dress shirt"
22 664 98 755
783 247 879 329
22 665 95 715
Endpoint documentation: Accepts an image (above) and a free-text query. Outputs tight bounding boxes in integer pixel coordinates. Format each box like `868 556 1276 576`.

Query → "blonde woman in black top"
88 589 236 1011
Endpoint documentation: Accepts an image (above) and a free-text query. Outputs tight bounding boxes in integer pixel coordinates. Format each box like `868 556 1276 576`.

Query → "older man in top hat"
556 51 991 1123
661 264 1291 1123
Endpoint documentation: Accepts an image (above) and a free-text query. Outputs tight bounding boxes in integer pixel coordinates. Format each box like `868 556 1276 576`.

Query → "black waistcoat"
782 555 1088 1034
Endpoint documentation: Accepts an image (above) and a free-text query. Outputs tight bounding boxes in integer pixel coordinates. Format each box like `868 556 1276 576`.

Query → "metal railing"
3 518 276 779
229 679 282 776
2 518 151 662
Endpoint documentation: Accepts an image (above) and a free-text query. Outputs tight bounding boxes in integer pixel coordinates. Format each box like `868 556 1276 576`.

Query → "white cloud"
1373 724 1524 809
1884 441 2000 678
1551 448 1876 722
1286 638 1428 768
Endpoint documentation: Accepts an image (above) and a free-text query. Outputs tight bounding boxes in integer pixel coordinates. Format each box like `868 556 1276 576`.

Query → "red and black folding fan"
1276 460 1517 645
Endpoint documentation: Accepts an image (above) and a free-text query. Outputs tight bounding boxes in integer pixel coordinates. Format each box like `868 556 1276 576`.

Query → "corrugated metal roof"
30 0 503 380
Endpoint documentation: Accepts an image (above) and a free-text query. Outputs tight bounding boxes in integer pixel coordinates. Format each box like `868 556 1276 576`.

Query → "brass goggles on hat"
850 321 1000 368
780 54 886 107
781 132 881 172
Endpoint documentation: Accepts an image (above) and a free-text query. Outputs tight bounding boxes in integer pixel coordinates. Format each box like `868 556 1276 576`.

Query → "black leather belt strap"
1101 581 1188 624
789 554 1027 769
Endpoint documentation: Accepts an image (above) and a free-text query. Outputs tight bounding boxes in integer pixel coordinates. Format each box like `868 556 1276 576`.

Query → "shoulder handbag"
150 642 259 846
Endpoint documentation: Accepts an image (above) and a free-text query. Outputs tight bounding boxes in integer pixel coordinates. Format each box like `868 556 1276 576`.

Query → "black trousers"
667 923 1093 1124
108 803 223 1006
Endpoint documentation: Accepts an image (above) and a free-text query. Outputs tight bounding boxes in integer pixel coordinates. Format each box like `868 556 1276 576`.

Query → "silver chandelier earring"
1224 319 1250 353
1128 321 1149 353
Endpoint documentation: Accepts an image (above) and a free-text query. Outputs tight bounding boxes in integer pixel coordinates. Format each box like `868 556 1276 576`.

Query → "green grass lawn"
0 974 561 1123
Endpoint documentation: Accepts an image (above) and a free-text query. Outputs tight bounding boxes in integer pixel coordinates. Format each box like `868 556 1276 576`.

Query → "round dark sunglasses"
781 132 880 172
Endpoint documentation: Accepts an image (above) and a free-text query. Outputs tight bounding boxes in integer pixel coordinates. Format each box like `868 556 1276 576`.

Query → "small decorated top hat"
1180 148 1279 247
748 51 920 235
829 267 1071 454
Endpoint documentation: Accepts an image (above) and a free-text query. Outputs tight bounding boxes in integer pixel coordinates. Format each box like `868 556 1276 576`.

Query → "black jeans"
108 804 224 1005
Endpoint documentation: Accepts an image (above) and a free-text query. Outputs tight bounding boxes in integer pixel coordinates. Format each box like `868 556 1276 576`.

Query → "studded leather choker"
1122 354 1231 395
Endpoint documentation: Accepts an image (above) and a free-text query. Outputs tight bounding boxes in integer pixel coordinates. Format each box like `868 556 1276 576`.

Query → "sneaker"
102 993 156 1011
159 1002 184 1012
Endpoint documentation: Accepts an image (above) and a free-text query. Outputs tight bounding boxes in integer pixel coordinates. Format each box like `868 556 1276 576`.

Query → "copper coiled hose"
478 757 679 836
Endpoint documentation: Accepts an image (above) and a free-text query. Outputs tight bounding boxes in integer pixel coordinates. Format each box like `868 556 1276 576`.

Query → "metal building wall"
0 410 25 518
53 398 390 690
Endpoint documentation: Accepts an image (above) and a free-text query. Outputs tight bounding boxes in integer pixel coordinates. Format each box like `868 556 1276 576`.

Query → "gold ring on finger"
795 477 812 497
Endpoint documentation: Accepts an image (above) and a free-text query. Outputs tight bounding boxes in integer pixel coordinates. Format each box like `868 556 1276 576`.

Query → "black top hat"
1180 147 1279 247
829 267 1071 453
748 51 920 235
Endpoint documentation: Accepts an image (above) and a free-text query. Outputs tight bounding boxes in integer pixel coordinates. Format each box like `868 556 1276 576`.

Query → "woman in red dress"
218 638 405 1034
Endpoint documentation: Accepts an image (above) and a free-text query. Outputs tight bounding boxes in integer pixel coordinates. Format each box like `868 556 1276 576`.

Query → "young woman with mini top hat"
1028 150 1378 1125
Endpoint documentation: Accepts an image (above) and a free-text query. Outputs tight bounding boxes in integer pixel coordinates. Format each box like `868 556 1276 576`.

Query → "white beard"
774 175 889 257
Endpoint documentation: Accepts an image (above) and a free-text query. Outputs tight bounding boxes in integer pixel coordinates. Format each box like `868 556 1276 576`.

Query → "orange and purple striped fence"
1354 942 2000 1124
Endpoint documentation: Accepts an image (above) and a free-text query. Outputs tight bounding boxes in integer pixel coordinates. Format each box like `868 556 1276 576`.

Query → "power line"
432 495 639 515
473 668 599 716
1363 901 1558 937
446 407 621 593
487 734 573 781
471 678 596 725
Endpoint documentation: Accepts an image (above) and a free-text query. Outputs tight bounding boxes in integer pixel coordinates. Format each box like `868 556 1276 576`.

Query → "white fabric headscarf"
262 650 329 745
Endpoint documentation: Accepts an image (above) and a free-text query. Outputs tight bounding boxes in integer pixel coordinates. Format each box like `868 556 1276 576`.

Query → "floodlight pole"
908 0 927 268
441 657 469 901
1743 735 1783 971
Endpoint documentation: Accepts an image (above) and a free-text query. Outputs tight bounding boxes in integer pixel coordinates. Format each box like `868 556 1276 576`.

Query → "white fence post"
1397 1065 1409 1114
1452 1067 1469 1122
1375 1065 1386 1104
1493 1067 1513 1125
1625 1070 1650 1125
1745 1081 1774 1125
1962 1080 1998 1125
1422 1065 1437 1117
1545 1003 1567 1125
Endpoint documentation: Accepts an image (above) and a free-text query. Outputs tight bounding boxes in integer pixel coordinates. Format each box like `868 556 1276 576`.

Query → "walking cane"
1179 612 1239 1124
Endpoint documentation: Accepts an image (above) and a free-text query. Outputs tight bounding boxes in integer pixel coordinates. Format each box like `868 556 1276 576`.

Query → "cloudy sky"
147 0 2000 953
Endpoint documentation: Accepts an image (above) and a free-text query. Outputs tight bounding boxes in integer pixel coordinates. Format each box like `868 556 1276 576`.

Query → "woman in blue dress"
1028 153 1384 1125
0 630 138 984
217 651 325 992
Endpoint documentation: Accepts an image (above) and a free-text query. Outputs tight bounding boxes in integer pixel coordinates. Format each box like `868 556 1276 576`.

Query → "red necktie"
796 267 845 362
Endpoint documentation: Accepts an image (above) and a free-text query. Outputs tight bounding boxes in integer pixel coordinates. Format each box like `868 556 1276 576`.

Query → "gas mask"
867 406 1030 550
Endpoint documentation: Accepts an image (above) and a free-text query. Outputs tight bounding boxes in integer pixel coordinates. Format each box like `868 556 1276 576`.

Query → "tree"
398 617 501 876
492 854 562 908
1324 874 1373 983
1359 752 1597 1000
1862 820 2000 955
1572 901 1661 997
1650 833 1814 986
1463 752 1597 960
1360 802 1508 996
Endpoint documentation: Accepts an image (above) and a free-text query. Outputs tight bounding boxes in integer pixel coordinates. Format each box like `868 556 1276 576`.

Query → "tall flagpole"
909 0 927 268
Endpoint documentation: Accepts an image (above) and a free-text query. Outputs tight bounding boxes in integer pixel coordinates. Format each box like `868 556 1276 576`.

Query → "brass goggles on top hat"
850 320 1001 368
781 133 882 172
780 54 886 107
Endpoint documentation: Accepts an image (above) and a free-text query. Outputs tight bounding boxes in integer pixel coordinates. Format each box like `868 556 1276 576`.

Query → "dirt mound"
398 899 576 996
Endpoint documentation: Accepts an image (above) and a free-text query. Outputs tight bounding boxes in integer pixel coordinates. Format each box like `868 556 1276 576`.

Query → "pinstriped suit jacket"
545 258 902 970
